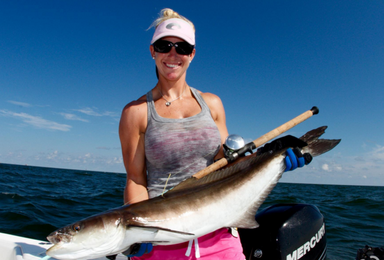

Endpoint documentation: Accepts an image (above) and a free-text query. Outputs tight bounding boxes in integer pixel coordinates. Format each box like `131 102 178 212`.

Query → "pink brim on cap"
151 18 195 45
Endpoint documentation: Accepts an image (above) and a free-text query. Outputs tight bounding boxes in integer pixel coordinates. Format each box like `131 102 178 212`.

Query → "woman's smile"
164 62 181 68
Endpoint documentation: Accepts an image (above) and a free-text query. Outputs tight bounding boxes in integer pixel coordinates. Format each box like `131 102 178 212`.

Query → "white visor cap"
151 18 195 45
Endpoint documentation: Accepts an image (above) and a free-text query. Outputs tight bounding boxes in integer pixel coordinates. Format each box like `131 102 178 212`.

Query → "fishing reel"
223 134 256 162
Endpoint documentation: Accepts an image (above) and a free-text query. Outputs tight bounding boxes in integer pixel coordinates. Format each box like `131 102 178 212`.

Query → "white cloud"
96 146 120 150
321 164 330 171
47 150 59 160
7 100 32 107
102 111 119 117
60 113 89 122
75 107 103 116
0 110 71 131
74 107 119 118
350 144 384 171
108 157 123 165
44 151 124 171
370 145 384 161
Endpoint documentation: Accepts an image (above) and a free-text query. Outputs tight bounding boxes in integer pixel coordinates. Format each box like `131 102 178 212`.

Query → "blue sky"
1 1 383 186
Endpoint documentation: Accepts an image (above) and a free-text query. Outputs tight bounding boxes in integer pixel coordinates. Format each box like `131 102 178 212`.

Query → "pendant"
166 102 171 106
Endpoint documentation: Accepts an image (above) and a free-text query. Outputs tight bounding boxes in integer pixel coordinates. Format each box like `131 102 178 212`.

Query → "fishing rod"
193 106 319 179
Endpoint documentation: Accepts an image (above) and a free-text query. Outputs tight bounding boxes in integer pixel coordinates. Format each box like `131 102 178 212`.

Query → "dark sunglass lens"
153 40 172 53
175 42 194 55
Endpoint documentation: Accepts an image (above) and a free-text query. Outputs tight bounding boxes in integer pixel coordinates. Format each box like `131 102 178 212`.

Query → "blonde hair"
150 8 195 32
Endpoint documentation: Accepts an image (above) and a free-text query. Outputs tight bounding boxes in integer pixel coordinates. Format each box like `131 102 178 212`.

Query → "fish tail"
300 126 341 157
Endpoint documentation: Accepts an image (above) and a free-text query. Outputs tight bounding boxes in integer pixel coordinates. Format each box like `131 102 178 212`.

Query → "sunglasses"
153 40 195 55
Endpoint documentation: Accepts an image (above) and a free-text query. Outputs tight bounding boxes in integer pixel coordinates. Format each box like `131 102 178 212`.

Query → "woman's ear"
149 45 156 59
189 48 196 62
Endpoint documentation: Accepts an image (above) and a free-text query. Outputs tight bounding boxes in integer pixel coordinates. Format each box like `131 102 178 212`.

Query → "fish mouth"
47 231 72 244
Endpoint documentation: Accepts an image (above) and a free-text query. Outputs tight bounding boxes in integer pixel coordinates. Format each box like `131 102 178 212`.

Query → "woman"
119 8 245 260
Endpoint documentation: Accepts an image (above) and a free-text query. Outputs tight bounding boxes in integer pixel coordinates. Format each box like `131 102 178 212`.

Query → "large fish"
46 126 340 260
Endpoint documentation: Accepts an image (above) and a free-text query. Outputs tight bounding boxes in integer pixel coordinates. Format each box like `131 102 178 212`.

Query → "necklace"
158 84 187 106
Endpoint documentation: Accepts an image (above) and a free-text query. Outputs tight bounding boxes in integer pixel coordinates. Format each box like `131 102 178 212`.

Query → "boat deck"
0 232 126 260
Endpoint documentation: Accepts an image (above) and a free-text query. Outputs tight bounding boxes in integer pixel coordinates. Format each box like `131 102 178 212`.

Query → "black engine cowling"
239 204 327 260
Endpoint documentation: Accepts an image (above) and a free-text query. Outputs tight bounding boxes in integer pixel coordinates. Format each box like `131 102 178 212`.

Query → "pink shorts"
131 228 245 260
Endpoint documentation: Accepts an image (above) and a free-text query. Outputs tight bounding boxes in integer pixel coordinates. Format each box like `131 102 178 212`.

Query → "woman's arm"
201 92 229 160
119 98 149 204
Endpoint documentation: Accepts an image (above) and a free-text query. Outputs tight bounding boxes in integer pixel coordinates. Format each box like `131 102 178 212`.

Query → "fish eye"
72 224 81 232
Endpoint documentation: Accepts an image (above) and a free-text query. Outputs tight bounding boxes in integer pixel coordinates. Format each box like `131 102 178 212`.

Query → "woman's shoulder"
120 94 148 132
122 94 147 114
194 88 225 121
197 89 223 108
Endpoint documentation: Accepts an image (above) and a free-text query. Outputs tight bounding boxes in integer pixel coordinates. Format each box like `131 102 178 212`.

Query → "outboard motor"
239 204 326 260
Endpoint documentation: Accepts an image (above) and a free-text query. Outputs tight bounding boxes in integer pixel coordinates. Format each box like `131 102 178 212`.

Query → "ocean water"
0 163 383 260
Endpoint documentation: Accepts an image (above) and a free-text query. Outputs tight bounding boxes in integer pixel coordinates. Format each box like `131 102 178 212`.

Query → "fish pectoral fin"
127 226 195 246
129 225 195 236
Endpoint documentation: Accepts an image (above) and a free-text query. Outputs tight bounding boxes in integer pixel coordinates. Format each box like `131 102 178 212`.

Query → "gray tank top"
145 87 222 198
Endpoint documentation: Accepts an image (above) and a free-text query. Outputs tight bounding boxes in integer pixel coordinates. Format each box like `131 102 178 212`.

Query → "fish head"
46 211 126 259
